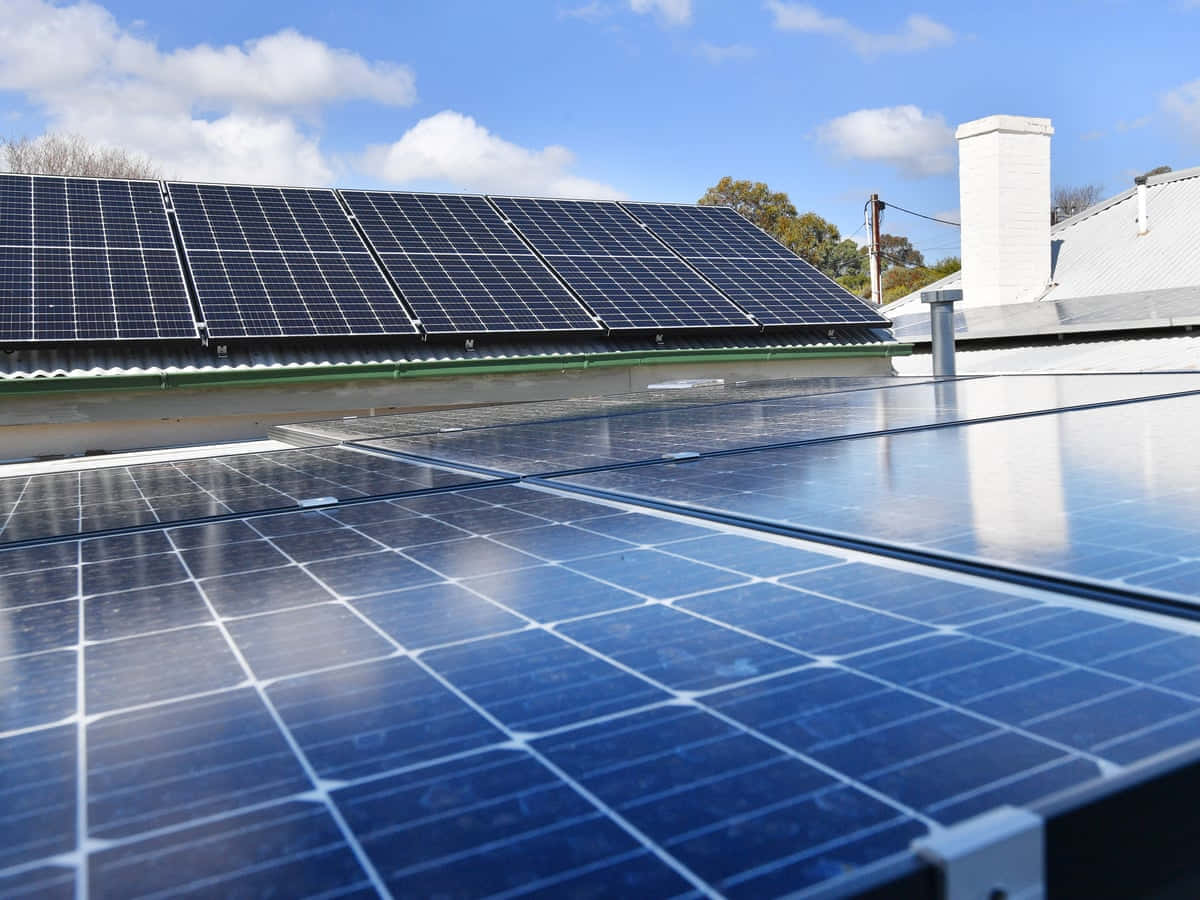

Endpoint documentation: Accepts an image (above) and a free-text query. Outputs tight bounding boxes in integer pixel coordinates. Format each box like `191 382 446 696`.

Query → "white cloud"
696 42 756 63
0 0 416 184
630 0 692 26
1164 79 1200 140
765 1 953 58
558 2 614 21
363 111 625 199
1116 114 1151 133
816 106 955 177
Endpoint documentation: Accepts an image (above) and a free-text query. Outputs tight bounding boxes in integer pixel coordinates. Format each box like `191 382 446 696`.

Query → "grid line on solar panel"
622 202 890 328
0 173 197 341
338 190 600 334
167 182 417 339
490 196 759 330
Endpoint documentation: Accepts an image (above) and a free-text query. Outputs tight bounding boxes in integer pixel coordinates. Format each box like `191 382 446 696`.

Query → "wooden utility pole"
867 194 883 306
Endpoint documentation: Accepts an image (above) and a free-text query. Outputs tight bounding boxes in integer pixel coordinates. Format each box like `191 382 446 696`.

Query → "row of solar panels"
0 173 888 342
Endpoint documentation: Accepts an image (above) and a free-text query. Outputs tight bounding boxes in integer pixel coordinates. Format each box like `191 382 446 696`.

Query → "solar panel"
491 196 759 330
0 173 197 341
0 445 490 544
167 182 417 339
340 191 600 334
553 382 1200 602
623 202 890 327
358 372 1199 476
9 477 1200 897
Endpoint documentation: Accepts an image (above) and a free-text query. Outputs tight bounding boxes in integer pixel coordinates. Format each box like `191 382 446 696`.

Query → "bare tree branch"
1052 183 1105 220
1 133 160 180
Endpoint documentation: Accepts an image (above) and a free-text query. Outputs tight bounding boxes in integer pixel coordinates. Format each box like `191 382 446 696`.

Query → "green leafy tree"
698 177 798 238
878 234 924 270
880 255 961 304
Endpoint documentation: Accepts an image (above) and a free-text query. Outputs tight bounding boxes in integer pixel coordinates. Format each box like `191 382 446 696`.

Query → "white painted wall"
956 115 1053 308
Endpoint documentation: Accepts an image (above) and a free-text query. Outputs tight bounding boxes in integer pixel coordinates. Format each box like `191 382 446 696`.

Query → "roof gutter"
0 343 911 396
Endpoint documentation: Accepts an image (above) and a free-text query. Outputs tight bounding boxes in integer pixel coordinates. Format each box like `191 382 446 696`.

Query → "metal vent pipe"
922 288 962 377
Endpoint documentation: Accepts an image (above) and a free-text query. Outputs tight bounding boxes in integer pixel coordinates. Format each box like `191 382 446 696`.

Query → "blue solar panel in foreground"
339 191 600 334
168 182 417 339
6 474 1200 897
0 173 196 341
623 202 890 327
492 196 759 330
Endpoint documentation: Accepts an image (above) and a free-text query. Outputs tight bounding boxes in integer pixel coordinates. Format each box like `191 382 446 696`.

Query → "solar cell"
8 480 1200 897
0 173 196 341
339 191 599 334
492 196 759 330
623 201 890 327
168 182 417 338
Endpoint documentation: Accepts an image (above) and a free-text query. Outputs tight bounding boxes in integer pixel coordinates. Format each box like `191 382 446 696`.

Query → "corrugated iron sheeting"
893 333 1200 375
0 328 897 380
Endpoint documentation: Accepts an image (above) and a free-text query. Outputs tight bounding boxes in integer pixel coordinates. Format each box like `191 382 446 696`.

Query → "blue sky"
2 0 1198 261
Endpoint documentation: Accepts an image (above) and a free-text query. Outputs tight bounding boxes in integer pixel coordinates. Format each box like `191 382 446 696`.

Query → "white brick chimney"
956 115 1053 308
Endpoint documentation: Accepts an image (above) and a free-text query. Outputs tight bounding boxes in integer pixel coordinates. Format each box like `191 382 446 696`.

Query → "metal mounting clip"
912 806 1044 900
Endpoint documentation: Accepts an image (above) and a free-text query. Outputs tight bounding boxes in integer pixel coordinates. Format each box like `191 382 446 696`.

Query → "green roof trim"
0 343 912 395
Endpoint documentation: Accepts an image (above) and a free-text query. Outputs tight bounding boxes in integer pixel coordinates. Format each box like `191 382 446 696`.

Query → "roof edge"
0 343 913 394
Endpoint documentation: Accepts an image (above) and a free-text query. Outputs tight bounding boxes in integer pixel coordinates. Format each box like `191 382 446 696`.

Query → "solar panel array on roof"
339 191 599 334
168 182 417 339
623 202 890 327
492 196 759 330
8 374 1200 897
0 173 196 341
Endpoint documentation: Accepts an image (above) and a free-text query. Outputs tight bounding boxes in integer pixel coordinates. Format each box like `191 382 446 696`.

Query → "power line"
883 202 961 227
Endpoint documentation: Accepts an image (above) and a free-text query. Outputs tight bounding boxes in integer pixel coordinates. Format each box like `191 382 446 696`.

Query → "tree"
1052 183 1104 220
2 133 160 179
698 177 797 238
878 234 924 270
880 255 961 304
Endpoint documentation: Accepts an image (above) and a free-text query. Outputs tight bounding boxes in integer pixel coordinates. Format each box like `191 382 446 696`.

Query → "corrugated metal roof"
890 285 1200 342
0 328 897 380
1046 166 1200 300
884 165 1200 318
893 332 1200 375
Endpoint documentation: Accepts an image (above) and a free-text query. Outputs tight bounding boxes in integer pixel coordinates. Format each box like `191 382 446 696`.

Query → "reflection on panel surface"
0 445 489 544
274 375 926 443
556 390 1200 601
363 373 1200 475
6 480 1200 897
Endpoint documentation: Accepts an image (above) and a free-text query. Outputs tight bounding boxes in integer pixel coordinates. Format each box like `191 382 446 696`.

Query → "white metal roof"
892 332 1200 375
884 165 1200 317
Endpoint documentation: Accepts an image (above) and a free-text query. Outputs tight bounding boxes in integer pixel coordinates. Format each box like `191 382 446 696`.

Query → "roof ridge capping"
954 114 1054 140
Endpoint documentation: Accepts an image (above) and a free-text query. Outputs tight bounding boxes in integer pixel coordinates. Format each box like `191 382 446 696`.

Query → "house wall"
0 355 894 459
